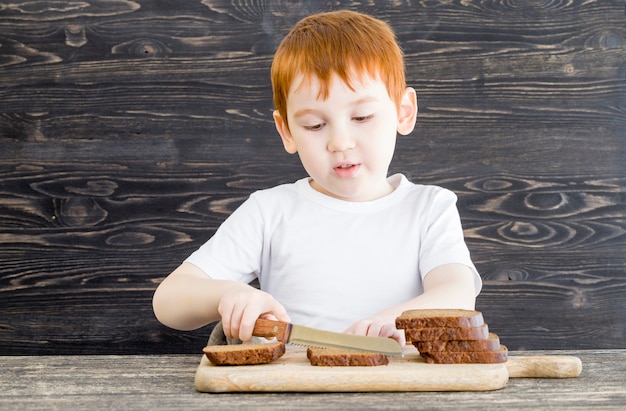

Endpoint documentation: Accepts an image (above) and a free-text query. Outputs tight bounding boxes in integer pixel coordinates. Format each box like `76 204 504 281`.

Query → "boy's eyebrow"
292 108 317 119
292 96 380 118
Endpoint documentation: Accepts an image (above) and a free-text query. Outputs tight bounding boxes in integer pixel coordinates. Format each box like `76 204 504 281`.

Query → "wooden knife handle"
252 318 292 343
505 355 582 378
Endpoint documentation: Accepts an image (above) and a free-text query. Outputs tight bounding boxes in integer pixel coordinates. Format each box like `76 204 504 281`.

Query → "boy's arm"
400 263 477 310
344 263 476 345
152 262 289 340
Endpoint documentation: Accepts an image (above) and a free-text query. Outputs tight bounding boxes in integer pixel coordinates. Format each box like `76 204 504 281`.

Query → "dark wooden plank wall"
0 1 624 355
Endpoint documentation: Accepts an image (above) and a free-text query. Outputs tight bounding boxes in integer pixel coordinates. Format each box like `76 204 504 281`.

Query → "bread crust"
415 333 500 353
420 345 508 364
306 347 389 366
203 341 286 365
396 309 484 329
404 324 489 342
394 309 506 364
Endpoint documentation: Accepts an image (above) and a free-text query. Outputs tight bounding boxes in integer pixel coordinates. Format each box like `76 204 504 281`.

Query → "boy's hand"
340 263 477 347
217 284 290 342
344 317 406 346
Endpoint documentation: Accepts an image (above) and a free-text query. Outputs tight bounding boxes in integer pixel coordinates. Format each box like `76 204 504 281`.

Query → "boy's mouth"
333 163 360 178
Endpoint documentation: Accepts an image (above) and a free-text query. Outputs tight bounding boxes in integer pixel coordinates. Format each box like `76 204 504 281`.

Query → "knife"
252 318 404 357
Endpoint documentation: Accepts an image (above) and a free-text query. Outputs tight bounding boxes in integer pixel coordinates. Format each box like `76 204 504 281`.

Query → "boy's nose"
327 125 356 152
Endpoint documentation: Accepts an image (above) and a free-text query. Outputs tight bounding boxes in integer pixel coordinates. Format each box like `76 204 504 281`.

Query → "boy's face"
274 72 417 202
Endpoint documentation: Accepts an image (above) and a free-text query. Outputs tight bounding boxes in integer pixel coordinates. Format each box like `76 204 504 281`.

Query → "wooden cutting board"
195 346 582 393
195 346 508 392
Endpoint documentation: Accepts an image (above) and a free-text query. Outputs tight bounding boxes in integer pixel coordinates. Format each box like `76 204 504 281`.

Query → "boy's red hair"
271 10 406 129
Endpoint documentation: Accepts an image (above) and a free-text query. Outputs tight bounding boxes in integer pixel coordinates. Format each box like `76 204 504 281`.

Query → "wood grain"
195 346 510 393
194 349 584 393
0 350 623 410
0 0 624 354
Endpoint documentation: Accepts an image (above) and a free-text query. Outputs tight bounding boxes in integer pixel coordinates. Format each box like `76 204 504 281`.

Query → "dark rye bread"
415 332 501 353
420 345 508 364
404 323 489 343
395 309 506 365
203 341 285 365
396 309 484 329
306 347 389 366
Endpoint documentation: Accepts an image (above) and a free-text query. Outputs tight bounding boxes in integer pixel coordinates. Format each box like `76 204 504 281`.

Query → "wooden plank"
0 351 622 410
0 0 624 354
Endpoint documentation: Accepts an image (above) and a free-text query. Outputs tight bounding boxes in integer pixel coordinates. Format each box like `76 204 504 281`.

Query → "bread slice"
404 324 489 342
415 332 501 353
306 347 389 366
203 341 285 365
420 344 508 364
396 309 484 329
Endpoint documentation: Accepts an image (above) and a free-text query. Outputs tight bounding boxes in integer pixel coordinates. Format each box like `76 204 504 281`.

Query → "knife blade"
252 318 404 357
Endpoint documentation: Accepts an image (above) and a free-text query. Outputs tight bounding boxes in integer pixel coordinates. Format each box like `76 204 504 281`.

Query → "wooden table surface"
0 350 624 410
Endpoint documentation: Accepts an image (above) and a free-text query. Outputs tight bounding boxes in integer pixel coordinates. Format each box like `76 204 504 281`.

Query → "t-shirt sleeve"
184 194 263 283
418 188 482 295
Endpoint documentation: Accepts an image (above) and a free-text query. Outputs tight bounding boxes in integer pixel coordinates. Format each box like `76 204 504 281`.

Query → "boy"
153 10 481 346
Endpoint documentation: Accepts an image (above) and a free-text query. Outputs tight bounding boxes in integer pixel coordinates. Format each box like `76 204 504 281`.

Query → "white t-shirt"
186 174 481 332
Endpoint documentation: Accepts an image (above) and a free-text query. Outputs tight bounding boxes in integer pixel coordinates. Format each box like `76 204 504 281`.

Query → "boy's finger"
269 302 290 323
222 305 244 340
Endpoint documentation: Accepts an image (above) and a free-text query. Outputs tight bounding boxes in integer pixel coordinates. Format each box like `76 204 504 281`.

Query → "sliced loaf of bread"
420 344 508 364
415 332 501 353
395 309 507 365
306 347 389 366
203 341 286 365
404 323 490 343
396 309 484 329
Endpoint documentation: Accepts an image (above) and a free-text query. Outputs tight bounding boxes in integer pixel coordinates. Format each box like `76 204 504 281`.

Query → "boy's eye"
304 123 324 131
353 114 374 122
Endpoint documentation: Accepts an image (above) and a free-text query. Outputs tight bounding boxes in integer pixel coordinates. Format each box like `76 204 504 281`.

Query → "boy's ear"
397 87 418 136
273 110 298 154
